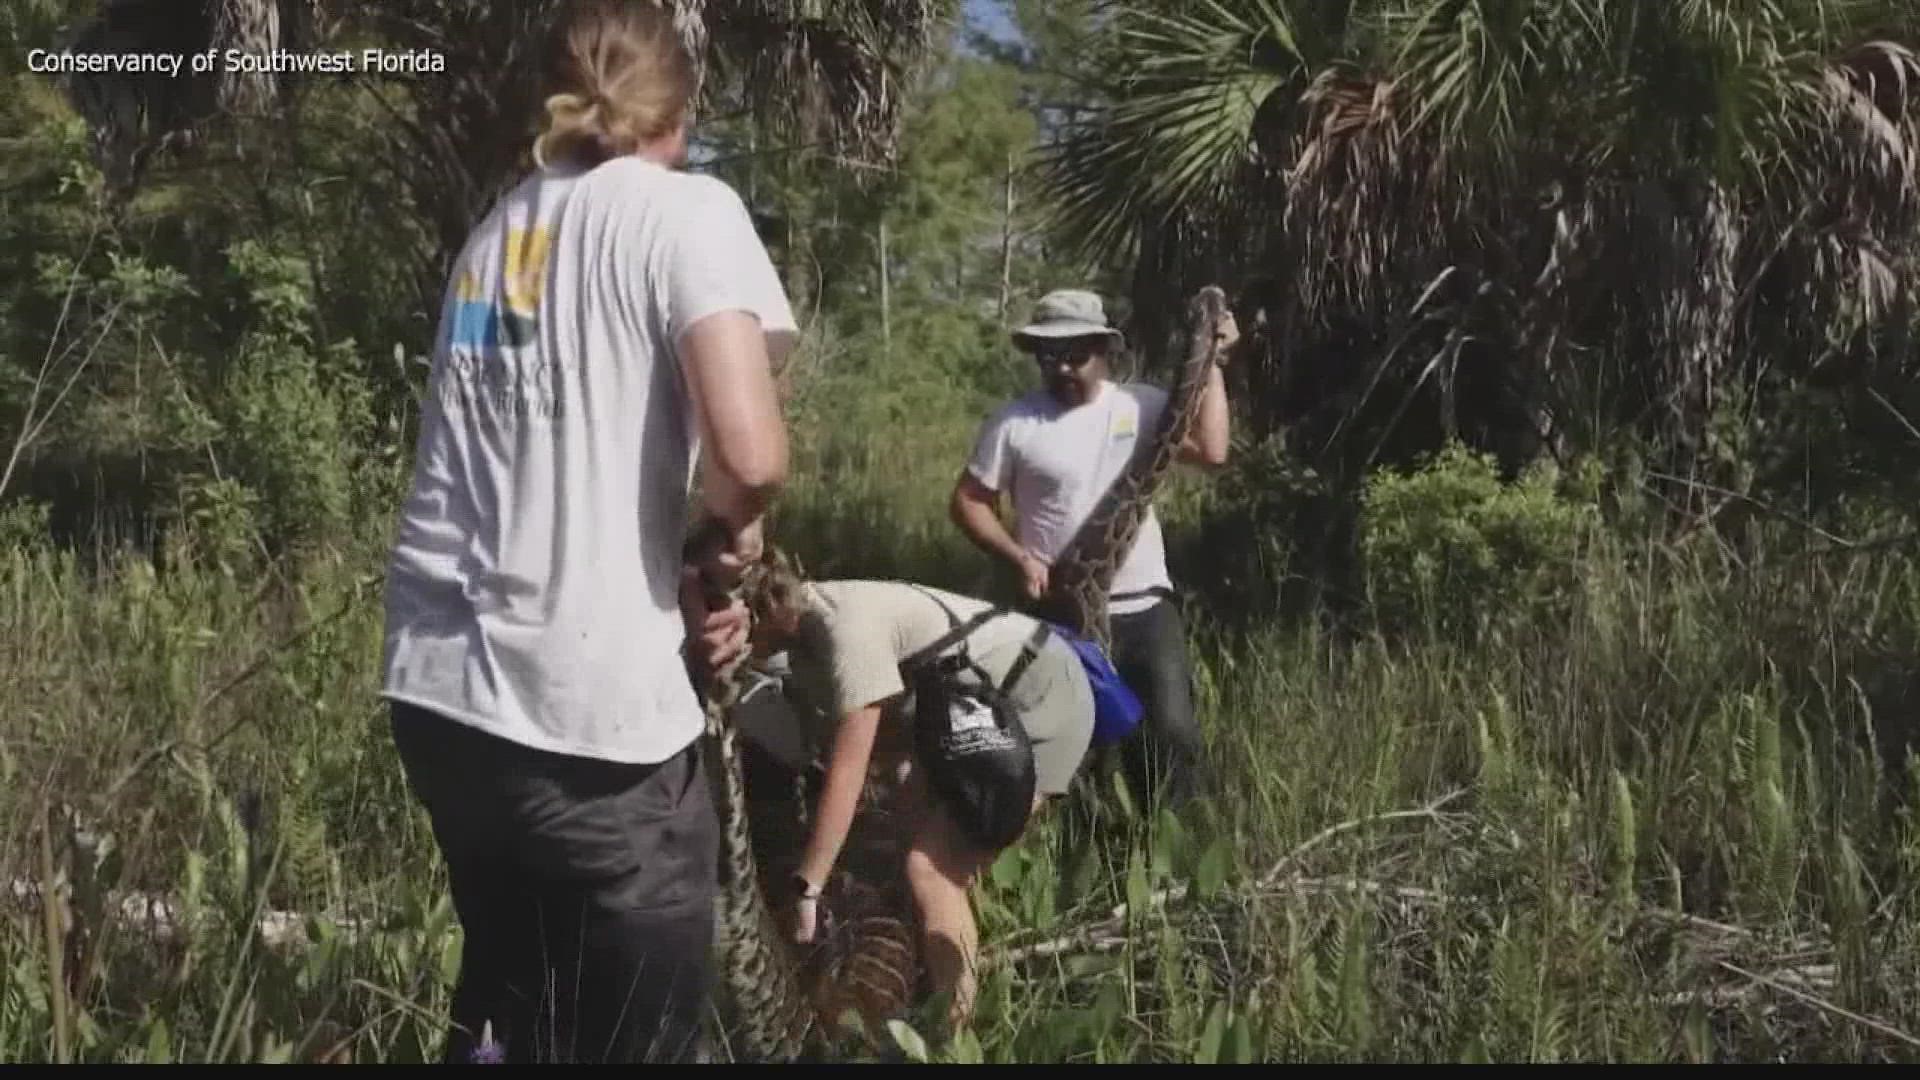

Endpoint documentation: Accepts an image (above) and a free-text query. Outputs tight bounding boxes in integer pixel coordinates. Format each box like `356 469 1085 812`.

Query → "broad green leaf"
1066 953 1123 979
1229 1010 1257 1064
887 1019 930 1063
439 929 462 988
991 846 1024 890
20 959 47 1014
1110 769 1137 820
1195 836 1230 901
1195 999 1228 1064
1125 853 1151 922
1152 806 1185 881
945 1027 985 1064
1092 982 1127 1045
146 1017 172 1063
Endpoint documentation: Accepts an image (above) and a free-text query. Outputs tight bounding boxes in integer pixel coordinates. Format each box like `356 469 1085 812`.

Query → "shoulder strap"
998 621 1052 693
903 584 1004 667
904 585 1052 697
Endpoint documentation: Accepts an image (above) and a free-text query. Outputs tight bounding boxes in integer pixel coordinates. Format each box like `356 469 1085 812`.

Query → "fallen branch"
1716 960 1920 1050
1258 874 1450 908
992 874 1456 969
8 877 369 951
1659 964 1836 1010
986 790 1468 971
1256 789 1469 891
990 866 1838 981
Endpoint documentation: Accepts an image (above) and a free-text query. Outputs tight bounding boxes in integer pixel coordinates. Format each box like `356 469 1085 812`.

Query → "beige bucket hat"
1011 289 1125 351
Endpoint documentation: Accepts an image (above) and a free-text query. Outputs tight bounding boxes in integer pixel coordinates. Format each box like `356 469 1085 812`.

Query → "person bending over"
741 548 1095 1033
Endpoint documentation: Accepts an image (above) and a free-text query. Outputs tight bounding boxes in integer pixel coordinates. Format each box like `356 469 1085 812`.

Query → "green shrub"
203 240 375 561
219 345 362 555
1165 433 1339 629
0 497 51 551
1359 443 1599 643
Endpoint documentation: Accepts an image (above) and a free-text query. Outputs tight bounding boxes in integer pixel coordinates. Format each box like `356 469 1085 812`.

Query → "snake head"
684 515 763 609
683 515 732 570
1190 285 1229 326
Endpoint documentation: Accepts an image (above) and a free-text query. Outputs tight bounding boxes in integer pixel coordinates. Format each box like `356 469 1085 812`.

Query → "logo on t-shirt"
442 224 561 421
449 225 551 351
1108 410 1137 443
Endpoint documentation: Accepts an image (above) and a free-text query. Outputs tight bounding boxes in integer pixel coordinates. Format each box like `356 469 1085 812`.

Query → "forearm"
798 781 858 889
951 484 1028 569
797 706 880 887
683 311 789 531
1181 366 1230 467
700 461 780 533
1197 366 1229 459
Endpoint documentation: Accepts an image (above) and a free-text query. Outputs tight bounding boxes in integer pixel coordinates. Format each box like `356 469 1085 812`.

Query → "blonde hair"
744 542 810 630
533 0 697 170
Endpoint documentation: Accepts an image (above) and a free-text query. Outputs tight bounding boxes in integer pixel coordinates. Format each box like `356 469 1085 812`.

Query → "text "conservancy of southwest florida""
27 48 445 77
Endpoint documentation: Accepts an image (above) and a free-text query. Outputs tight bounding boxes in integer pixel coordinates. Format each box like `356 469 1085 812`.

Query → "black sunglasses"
1032 339 1101 366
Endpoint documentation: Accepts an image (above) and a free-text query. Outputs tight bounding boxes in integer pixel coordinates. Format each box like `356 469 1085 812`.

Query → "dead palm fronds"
56 0 321 191
56 1 956 243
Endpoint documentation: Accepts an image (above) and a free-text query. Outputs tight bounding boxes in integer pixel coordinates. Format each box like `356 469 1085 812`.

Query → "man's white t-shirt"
965 380 1175 616
380 155 796 766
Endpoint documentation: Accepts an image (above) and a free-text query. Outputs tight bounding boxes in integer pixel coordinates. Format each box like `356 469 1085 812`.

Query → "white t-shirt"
965 380 1174 616
380 155 797 765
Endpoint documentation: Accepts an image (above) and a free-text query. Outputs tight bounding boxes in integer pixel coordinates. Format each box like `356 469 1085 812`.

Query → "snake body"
685 531 919 1063
1038 286 1231 652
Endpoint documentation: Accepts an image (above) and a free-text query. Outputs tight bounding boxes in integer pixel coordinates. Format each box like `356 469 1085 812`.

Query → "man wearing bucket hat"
949 287 1234 816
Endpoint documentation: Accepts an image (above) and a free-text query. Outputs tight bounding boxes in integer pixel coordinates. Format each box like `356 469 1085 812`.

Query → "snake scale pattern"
686 541 919 1063
1037 286 1231 652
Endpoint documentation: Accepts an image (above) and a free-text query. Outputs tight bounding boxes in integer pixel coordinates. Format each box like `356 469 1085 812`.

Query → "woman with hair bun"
379 0 794 1064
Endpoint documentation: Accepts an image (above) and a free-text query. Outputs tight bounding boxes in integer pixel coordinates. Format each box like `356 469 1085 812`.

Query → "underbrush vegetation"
7 0 1920 1064
6 426 1920 1063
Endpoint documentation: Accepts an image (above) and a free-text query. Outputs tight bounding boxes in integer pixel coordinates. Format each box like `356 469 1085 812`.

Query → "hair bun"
531 0 696 169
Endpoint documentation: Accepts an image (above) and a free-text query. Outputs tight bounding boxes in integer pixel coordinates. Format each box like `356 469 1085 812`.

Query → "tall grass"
4 401 1920 1062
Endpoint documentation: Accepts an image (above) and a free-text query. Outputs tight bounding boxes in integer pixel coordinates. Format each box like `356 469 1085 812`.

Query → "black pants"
389 700 718 1064
1052 597 1209 911
1108 597 1209 811
1028 593 1209 814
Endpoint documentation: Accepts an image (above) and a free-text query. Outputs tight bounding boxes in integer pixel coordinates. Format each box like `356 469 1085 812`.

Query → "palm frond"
1815 39 1920 220
1281 65 1447 327
1788 38 1920 359
1376 0 1613 160
1034 0 1322 268
1033 0 1920 481
53 0 320 192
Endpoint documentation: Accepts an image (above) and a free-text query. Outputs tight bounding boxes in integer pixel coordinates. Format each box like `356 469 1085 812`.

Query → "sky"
961 0 1023 51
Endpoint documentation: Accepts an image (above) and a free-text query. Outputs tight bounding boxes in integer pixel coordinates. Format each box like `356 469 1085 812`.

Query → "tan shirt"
783 579 1045 757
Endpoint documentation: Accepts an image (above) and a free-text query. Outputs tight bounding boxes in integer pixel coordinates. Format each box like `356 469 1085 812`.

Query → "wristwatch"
790 872 822 901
